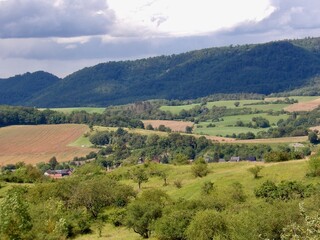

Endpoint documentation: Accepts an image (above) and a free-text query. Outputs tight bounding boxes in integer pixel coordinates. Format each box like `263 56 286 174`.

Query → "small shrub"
174 180 183 188
247 165 264 179
201 181 215 195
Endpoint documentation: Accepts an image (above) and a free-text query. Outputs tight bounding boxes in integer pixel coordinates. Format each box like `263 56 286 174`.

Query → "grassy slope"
75 158 316 239
40 107 106 114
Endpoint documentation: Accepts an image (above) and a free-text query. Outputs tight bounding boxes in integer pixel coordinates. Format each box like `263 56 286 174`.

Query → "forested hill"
3 38 320 107
0 71 60 105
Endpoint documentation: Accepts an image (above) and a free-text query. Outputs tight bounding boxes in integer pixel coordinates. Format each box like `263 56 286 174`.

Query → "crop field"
142 120 194 132
0 124 95 165
284 97 320 112
40 107 106 114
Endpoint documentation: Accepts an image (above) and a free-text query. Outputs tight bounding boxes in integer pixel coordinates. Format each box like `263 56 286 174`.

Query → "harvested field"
284 98 320 112
236 136 308 144
0 124 95 165
142 120 194 132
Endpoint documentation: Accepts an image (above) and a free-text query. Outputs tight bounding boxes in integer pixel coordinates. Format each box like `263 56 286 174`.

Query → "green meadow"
194 113 287 136
41 107 106 114
159 96 320 115
160 103 200 114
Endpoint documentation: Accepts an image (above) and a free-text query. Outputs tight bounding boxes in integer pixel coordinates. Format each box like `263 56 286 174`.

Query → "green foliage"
308 131 318 144
247 165 264 179
125 189 170 238
128 166 149 189
155 210 193 240
186 210 229 240
255 180 314 201
201 181 215 195
172 153 189 165
191 157 209 177
281 203 320 240
307 153 320 177
0 187 32 240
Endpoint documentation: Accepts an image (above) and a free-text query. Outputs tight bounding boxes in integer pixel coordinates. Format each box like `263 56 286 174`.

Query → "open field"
40 107 106 114
159 96 320 115
142 120 194 132
160 103 200 114
194 113 288 136
265 96 320 102
284 97 320 112
0 124 95 165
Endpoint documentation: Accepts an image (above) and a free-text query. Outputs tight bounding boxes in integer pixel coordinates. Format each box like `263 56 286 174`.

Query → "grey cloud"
0 0 115 38
227 0 320 36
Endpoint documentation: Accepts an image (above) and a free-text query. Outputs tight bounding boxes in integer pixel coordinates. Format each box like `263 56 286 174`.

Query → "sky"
1 0 320 78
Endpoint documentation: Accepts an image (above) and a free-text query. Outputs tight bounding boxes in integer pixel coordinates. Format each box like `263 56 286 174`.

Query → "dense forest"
1 37 320 107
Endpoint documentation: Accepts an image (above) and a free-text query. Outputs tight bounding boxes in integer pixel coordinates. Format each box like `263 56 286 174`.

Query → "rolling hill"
2 37 320 107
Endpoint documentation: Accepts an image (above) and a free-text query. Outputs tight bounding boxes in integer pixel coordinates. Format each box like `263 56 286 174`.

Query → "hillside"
2 37 320 107
0 71 60 105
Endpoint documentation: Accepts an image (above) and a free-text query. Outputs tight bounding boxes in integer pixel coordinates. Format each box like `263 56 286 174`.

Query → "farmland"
0 124 94 165
142 120 194 132
160 96 320 114
41 107 106 114
194 113 288 136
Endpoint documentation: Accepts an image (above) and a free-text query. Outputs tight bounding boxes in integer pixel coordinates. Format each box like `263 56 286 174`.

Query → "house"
218 158 226 163
246 156 257 161
44 169 72 179
229 156 240 162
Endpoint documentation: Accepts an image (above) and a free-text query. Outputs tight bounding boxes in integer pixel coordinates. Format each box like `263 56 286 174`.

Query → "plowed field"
0 124 94 165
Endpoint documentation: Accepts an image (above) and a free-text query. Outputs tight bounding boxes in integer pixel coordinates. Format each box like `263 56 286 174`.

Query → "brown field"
0 124 94 165
284 98 320 112
236 136 308 144
142 120 194 132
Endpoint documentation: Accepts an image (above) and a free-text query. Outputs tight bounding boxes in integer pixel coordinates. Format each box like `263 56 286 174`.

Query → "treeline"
89 129 212 166
0 105 143 128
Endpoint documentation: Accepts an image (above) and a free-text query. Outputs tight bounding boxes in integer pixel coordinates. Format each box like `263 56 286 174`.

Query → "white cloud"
107 0 275 36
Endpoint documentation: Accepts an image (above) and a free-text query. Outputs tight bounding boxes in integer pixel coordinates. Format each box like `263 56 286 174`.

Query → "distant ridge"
1 37 320 107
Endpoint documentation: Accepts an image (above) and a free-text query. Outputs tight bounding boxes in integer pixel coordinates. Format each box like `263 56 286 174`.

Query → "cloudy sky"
1 0 320 78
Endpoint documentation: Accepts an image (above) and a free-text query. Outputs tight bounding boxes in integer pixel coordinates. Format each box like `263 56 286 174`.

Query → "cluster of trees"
0 105 144 128
89 129 212 166
1 147 320 239
0 159 320 240
0 172 136 239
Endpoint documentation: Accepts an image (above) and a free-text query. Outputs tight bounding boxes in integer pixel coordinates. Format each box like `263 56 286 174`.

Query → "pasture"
160 103 200 114
159 96 320 115
194 113 287 136
0 124 94 165
40 107 106 114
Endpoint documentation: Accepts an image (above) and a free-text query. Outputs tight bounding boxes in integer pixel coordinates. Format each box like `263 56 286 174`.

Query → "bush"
307 153 320 177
